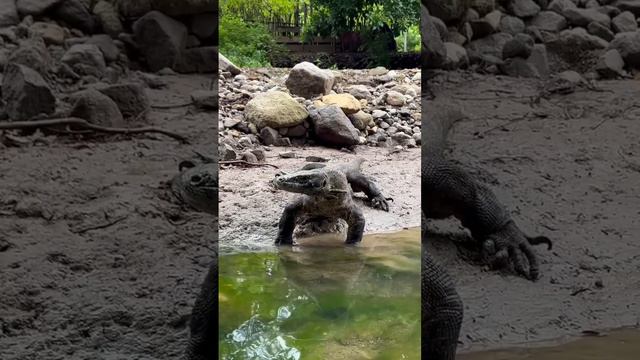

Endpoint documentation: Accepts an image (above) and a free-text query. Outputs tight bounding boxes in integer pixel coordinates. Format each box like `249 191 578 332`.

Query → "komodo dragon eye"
190 175 202 185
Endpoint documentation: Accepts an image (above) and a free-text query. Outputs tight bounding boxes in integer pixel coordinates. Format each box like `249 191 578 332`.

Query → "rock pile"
423 0 640 78
218 60 421 162
0 0 217 123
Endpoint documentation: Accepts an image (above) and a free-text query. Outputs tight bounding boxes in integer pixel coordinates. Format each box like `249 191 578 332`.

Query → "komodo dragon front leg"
346 173 391 212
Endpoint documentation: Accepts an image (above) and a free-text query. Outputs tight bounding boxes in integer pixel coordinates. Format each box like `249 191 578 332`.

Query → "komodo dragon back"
423 100 467 158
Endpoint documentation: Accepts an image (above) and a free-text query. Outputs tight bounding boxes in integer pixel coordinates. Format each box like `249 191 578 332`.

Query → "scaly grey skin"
423 101 552 281
171 153 218 216
184 260 217 360
272 158 390 245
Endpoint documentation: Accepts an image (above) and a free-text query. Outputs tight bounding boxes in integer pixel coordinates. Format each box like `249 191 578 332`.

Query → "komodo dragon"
271 159 391 245
421 100 553 359
171 153 218 216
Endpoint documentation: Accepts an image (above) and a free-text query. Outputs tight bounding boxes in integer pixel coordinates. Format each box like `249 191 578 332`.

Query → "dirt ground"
218 146 421 254
426 71 640 353
0 75 216 359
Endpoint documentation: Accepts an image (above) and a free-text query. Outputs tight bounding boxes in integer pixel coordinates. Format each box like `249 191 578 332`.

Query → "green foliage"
221 0 309 20
303 0 420 37
394 24 421 53
219 15 282 68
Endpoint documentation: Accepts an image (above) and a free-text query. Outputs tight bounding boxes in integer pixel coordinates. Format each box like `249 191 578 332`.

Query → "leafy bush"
394 25 421 53
219 15 283 68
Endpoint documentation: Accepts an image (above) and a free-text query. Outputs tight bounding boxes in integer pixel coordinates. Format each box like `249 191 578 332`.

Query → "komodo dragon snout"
272 169 348 195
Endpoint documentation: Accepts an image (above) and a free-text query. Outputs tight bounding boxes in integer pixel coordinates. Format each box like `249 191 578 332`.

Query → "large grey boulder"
596 49 626 77
310 105 360 147
61 44 106 77
93 1 123 38
285 62 335 99
612 11 638 33
245 91 309 129
69 89 125 127
2 63 56 121
425 0 466 21
615 0 640 17
94 82 151 121
177 46 217 73
118 0 217 17
53 0 96 34
422 5 447 68
510 0 541 18
7 38 53 76
133 11 188 72
563 7 611 27
219 53 241 75
530 11 568 32
610 31 640 67
468 32 513 59
15 0 62 16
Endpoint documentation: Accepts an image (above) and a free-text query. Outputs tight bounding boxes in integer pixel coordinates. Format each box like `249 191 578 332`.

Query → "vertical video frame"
217 0 422 358
423 0 640 359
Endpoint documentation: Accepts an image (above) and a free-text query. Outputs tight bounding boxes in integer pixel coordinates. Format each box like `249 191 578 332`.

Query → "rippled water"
219 228 421 360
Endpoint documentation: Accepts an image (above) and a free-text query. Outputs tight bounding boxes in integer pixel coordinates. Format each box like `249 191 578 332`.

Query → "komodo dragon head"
171 153 218 215
272 168 350 196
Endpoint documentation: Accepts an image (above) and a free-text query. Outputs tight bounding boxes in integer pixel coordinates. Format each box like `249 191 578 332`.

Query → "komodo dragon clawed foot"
480 224 553 281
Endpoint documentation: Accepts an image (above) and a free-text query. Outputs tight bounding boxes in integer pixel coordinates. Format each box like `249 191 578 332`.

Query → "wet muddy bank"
218 146 421 254
428 70 640 352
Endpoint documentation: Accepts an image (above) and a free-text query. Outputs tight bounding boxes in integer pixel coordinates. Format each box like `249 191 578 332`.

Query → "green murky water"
459 328 640 360
219 228 421 360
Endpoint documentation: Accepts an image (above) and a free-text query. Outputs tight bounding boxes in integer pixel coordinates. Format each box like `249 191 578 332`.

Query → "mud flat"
0 74 215 359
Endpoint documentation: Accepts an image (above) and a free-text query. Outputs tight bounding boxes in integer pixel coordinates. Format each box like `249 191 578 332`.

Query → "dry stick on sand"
0 117 189 143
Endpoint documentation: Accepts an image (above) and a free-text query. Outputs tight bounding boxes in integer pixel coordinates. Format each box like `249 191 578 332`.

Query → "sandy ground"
426 71 640 353
218 146 421 254
0 75 216 359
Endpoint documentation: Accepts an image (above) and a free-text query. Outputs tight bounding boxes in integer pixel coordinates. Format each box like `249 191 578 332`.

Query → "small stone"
69 88 124 127
321 93 361 114
191 90 218 109
612 11 638 33
30 22 65 45
596 49 626 78
251 149 266 162
241 152 258 163
279 152 297 158
385 90 406 106
224 118 241 129
93 82 150 121
260 127 280 146
587 21 615 42
61 44 106 77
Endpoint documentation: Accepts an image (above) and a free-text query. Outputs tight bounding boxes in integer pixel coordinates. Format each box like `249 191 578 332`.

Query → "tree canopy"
304 0 420 37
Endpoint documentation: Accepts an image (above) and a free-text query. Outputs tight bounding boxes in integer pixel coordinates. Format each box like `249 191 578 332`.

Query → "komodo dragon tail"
423 100 467 158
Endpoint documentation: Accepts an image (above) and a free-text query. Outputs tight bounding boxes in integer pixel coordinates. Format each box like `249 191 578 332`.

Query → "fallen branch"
71 216 128 234
220 160 279 169
474 113 533 138
0 117 189 143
